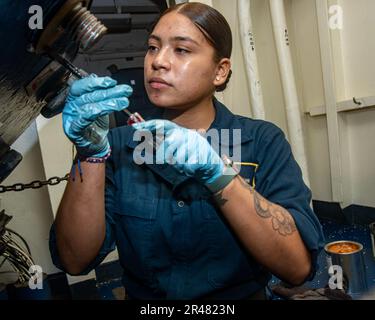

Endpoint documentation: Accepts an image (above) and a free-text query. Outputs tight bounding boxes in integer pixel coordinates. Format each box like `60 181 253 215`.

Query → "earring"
216 77 220 81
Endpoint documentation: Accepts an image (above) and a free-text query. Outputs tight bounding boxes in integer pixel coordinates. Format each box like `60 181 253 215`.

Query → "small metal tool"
45 47 145 125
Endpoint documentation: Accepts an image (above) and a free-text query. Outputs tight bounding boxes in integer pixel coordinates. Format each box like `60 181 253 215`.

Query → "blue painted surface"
96 278 123 300
71 219 375 300
6 283 52 300
270 219 375 299
0 287 8 300
319 220 375 291
2 279 53 300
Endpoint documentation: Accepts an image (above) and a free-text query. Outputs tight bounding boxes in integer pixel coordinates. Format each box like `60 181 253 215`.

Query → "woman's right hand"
63 74 133 158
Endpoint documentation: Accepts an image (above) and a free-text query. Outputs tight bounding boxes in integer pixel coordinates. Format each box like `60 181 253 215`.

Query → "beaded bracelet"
78 148 112 163
71 148 112 182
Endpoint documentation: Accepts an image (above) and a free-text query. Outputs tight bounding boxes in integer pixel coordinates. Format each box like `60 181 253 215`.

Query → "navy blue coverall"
50 98 325 299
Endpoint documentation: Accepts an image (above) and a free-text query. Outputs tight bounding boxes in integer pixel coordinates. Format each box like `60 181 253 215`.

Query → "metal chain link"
0 174 70 193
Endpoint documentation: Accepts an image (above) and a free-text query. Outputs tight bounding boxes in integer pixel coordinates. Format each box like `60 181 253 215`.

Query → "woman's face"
144 12 219 109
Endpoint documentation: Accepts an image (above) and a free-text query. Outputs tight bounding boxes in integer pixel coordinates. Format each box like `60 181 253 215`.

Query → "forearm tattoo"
238 176 297 236
213 189 228 206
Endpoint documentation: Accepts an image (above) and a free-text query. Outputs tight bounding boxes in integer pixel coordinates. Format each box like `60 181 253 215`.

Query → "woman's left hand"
132 120 224 185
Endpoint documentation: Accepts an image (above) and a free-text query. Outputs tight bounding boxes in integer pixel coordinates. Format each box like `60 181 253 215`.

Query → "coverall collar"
124 97 254 149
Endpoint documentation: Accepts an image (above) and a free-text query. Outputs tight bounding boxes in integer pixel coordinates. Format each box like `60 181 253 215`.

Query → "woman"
50 2 324 300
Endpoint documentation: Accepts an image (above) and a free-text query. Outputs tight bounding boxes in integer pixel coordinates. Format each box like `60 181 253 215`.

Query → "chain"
0 174 70 193
0 145 77 193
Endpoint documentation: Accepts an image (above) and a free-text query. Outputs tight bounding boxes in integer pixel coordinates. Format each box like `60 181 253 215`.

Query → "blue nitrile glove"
63 74 133 158
132 120 224 185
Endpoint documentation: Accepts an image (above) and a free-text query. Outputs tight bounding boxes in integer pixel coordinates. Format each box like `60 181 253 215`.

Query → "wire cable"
5 228 31 255
0 229 34 283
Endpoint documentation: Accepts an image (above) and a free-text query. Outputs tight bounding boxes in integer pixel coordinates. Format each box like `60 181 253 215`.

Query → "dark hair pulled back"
151 2 233 92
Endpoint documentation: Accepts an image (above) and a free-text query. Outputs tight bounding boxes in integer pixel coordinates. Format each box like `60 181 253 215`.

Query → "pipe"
238 0 265 120
269 0 310 187
315 0 343 202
